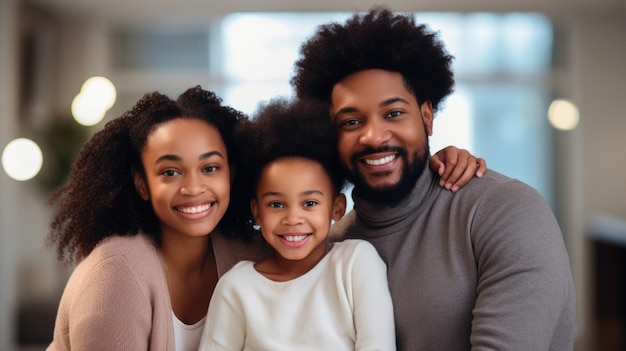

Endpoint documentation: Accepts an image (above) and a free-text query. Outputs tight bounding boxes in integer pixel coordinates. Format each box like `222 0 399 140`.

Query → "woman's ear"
332 193 347 222
132 169 150 201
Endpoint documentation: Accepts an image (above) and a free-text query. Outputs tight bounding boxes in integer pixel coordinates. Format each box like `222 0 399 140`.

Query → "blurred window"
218 12 554 205
112 27 210 70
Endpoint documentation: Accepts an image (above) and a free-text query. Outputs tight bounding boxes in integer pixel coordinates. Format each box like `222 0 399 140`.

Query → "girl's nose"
281 208 304 226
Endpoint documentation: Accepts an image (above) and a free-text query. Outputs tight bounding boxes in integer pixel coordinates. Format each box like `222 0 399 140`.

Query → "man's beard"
347 143 429 208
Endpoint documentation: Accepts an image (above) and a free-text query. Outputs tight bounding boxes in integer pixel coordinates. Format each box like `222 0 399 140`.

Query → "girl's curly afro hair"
291 6 455 112
232 97 347 231
46 85 250 264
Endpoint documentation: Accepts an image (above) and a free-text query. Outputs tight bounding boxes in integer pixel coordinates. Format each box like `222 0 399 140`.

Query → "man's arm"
470 181 576 350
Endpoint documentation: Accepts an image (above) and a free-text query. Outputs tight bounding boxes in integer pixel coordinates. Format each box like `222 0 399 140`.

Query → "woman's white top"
173 312 206 351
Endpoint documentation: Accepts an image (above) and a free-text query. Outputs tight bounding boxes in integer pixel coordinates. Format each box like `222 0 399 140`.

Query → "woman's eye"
203 165 219 173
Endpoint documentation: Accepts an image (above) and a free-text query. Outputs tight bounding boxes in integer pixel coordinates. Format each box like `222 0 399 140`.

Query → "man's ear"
332 193 347 222
132 169 150 201
420 101 434 136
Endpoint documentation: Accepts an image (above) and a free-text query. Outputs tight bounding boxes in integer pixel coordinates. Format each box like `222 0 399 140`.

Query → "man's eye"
386 110 403 118
341 119 360 126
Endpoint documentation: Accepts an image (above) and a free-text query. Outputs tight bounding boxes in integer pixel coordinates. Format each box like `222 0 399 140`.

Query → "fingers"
440 149 470 192
428 151 446 177
476 158 487 178
432 146 488 193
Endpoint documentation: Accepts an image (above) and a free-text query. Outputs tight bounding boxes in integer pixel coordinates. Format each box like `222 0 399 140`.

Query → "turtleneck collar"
351 168 439 229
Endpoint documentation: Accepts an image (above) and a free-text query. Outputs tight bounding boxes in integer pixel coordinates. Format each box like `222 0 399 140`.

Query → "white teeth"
178 203 211 214
283 235 308 242
364 155 396 166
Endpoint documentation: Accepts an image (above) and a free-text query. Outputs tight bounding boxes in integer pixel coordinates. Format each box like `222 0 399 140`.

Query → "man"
291 7 576 350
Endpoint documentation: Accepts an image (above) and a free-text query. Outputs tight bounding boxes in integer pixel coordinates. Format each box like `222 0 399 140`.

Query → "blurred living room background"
1 0 625 350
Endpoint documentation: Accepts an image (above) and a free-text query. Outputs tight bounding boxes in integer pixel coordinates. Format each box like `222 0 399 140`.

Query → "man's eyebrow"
333 97 411 119
379 97 410 107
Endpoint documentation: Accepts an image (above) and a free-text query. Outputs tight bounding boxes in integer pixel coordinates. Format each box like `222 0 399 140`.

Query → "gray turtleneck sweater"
331 168 576 350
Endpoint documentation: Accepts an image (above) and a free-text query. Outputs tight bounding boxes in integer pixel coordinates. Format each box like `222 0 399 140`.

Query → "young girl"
199 98 396 350
45 85 482 350
45 86 271 351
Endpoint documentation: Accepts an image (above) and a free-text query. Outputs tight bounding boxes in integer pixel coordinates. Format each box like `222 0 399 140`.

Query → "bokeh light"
548 99 580 131
2 138 44 181
71 76 117 126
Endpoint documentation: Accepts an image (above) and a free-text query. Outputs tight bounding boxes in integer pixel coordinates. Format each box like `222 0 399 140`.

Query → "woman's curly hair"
233 97 347 232
291 6 455 112
46 85 250 264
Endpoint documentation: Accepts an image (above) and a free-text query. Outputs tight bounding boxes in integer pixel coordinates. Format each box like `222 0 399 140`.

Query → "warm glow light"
71 76 117 126
548 99 579 131
2 138 43 181
71 93 107 126
83 76 117 110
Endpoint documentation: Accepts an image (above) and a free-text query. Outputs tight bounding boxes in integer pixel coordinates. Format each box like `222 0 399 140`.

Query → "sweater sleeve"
66 255 153 350
470 181 575 350
350 241 397 351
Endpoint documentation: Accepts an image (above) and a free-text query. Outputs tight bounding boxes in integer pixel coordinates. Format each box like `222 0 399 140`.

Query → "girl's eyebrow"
260 190 324 198
155 151 225 164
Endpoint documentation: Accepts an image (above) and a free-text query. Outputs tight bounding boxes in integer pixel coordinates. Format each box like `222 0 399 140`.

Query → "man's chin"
354 183 410 207
358 170 401 188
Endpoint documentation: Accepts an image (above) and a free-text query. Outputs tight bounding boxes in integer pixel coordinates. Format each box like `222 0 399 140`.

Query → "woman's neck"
160 233 212 275
160 233 217 324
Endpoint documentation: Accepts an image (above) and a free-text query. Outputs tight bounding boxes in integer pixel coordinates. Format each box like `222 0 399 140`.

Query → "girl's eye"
268 201 284 209
162 170 179 177
203 165 219 173
303 200 318 208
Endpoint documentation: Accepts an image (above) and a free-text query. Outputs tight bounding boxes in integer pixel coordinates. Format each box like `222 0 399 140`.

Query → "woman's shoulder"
77 233 162 275
92 233 158 257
